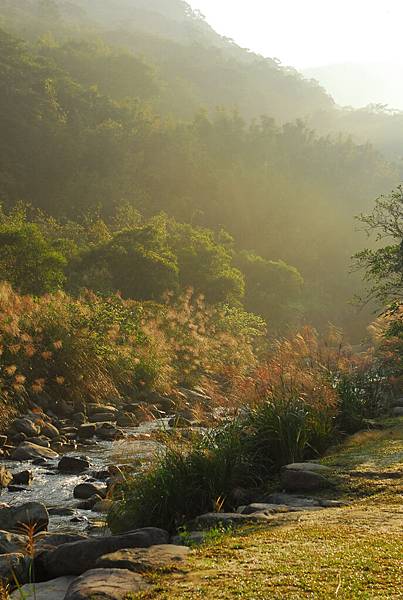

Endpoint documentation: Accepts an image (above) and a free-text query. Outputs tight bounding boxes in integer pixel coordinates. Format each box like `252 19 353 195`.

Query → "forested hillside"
0 0 402 338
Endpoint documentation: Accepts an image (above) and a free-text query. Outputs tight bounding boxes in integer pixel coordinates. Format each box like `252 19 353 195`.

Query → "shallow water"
0 419 168 533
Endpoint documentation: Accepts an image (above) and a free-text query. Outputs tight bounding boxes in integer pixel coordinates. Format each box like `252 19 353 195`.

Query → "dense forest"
0 0 402 339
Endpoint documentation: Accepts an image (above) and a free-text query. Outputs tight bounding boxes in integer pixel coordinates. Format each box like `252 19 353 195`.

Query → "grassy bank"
130 418 403 599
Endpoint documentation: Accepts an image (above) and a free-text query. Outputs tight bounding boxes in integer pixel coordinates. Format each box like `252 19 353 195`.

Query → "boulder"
10 442 58 462
95 544 190 573
10 576 76 600
58 456 90 474
38 528 169 577
73 483 107 500
194 512 271 528
11 470 33 486
280 468 331 492
392 407 403 417
64 568 149 599
12 418 39 437
0 530 26 554
0 552 29 583
0 502 49 533
0 467 13 489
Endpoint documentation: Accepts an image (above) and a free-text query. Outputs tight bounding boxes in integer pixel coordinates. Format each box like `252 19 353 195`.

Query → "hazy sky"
188 0 403 69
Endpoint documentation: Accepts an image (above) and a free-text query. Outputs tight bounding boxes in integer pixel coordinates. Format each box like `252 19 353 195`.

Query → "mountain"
303 62 403 110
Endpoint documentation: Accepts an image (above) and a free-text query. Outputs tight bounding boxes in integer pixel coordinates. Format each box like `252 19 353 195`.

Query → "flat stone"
58 456 90 474
48 507 76 517
10 576 75 599
265 493 321 507
73 482 107 500
10 442 58 461
95 544 190 572
283 462 331 473
239 503 291 515
64 568 149 599
25 437 51 448
37 527 169 577
195 512 271 528
0 502 49 533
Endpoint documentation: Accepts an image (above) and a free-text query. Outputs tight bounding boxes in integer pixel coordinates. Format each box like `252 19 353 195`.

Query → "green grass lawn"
131 419 403 599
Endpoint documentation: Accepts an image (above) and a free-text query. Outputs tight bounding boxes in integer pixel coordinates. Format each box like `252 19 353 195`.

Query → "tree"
73 221 179 300
0 223 66 294
354 186 403 306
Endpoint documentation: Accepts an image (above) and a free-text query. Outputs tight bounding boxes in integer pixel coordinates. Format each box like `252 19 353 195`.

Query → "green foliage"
72 221 179 301
0 222 66 294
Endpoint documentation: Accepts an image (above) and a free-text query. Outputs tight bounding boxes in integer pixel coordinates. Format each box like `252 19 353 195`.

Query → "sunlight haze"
189 0 403 108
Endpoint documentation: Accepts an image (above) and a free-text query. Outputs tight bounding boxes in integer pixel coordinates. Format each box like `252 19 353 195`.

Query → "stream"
0 420 168 534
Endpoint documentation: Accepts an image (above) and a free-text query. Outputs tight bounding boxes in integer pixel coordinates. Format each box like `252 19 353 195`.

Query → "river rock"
11 418 39 437
280 467 331 492
195 512 271 528
96 423 124 440
91 413 118 423
0 552 29 583
88 404 118 417
73 482 107 500
48 507 76 517
10 442 59 461
58 456 90 474
64 568 149 599
77 424 96 439
283 462 331 473
0 436 7 447
0 530 26 554
40 422 60 439
95 544 190 573
0 467 13 489
11 470 33 486
10 576 76 600
38 528 169 577
25 437 51 448
0 502 49 532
